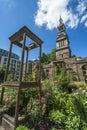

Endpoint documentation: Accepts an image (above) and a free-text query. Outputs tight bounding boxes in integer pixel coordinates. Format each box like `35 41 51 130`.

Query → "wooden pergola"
0 26 43 128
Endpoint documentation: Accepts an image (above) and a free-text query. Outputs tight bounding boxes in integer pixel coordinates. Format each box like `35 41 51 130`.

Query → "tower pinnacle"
58 16 65 32
59 16 63 25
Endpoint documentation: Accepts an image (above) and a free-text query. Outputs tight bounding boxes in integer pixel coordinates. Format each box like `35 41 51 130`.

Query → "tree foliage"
0 65 6 82
41 49 56 64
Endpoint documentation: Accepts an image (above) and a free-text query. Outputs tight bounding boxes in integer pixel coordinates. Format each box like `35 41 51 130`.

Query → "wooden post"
19 33 26 82
39 45 42 81
25 49 28 78
14 33 26 128
38 45 42 99
14 87 20 128
4 42 13 81
0 42 13 103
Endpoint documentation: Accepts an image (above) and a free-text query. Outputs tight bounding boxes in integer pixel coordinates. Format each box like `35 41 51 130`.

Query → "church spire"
58 16 66 32
59 16 63 25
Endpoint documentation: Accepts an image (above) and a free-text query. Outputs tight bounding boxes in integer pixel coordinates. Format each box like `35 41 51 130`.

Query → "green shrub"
49 110 65 125
23 74 33 81
65 113 80 130
55 66 72 93
72 76 77 81
0 85 2 92
7 72 18 81
16 125 28 130
69 82 86 89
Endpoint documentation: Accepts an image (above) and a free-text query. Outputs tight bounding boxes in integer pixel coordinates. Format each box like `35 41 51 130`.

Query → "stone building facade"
42 17 87 82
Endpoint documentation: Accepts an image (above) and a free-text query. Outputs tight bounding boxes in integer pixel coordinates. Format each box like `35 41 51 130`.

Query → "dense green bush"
7 72 18 81
49 110 65 125
55 65 73 93
65 113 80 130
41 79 87 129
23 74 33 81
1 68 87 130
16 125 28 130
72 76 78 81
0 65 6 82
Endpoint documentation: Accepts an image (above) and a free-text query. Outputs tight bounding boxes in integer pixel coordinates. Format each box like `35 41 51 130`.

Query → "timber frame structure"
0 26 43 129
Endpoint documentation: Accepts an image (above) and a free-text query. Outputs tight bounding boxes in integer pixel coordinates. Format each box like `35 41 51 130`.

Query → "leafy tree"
48 49 56 62
41 49 56 64
41 52 49 64
0 65 6 82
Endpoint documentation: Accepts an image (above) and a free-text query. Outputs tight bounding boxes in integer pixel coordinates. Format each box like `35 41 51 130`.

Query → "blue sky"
0 0 87 60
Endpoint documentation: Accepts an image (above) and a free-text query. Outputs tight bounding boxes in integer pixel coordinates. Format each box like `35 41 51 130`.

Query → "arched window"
82 65 87 75
46 69 49 77
82 65 87 83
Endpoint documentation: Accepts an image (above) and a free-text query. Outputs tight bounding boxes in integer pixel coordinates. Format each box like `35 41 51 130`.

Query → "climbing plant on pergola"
0 26 43 128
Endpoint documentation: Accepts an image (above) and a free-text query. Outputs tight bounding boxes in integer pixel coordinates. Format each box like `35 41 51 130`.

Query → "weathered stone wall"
42 63 55 80
42 57 87 82
56 48 71 60
76 60 87 81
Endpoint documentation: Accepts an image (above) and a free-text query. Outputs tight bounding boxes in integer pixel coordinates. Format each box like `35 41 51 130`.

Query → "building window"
46 70 49 77
59 54 63 58
57 43 59 48
82 65 87 75
61 41 64 46
0 57 1 64
4 58 7 62
82 65 87 82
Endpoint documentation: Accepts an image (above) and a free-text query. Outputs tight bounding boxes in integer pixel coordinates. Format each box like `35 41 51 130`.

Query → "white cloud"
67 12 79 28
0 0 15 8
85 21 87 27
35 0 87 30
80 14 87 23
76 1 87 15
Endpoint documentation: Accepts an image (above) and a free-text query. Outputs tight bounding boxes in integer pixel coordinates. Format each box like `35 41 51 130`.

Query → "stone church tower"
56 17 71 60
42 17 87 82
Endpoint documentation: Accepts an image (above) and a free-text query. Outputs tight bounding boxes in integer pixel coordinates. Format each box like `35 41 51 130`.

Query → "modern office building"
0 48 20 76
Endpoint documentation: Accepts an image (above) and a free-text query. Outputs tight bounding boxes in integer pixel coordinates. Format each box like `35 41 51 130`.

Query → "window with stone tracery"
82 65 87 75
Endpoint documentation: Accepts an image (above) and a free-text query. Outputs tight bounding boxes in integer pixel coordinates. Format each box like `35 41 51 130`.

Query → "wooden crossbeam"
28 43 39 50
1 81 40 88
9 26 43 45
14 41 28 50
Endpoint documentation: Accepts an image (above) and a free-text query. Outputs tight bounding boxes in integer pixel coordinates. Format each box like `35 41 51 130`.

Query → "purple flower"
41 97 46 103
9 96 13 101
45 92 50 97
